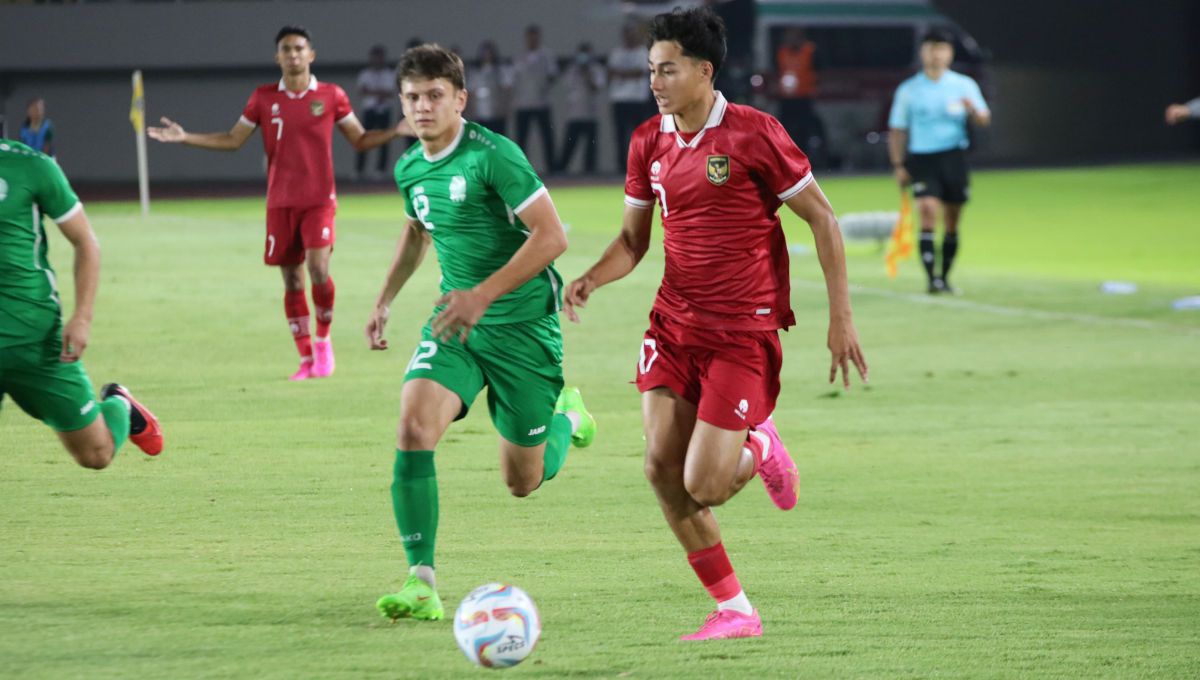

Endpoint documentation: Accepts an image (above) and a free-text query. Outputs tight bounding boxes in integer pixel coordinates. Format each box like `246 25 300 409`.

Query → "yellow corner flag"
130 70 145 133
885 191 914 278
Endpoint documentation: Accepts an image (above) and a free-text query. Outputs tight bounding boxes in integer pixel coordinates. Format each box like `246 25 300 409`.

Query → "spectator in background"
19 98 55 158
356 45 397 181
1164 97 1200 124
775 28 826 165
512 24 559 172
608 22 651 174
556 42 606 175
468 41 512 136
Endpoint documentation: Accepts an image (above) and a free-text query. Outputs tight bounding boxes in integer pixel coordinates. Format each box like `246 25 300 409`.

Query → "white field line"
792 279 1200 336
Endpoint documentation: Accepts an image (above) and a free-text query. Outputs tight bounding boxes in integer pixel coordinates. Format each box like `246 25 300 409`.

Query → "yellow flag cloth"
885 191 914 278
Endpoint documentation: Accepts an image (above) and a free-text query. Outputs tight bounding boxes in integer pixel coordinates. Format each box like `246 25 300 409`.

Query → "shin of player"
363 45 596 622
563 8 867 640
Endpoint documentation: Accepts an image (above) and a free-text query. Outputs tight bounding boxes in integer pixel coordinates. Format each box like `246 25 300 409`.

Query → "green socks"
100 395 130 454
541 413 573 482
391 449 438 570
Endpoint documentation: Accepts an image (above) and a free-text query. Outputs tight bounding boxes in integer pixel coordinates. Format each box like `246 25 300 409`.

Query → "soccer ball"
453 583 541 669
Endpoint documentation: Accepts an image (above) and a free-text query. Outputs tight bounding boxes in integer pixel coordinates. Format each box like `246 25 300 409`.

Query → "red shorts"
635 311 783 431
264 205 337 266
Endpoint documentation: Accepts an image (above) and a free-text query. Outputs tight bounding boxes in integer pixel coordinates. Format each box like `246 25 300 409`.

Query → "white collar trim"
423 118 467 162
278 75 319 98
659 91 728 148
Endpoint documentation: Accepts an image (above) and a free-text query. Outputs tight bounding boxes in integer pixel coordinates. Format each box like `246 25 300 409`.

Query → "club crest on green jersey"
450 175 467 203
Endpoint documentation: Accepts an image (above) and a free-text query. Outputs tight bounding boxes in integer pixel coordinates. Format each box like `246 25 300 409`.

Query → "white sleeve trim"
624 194 654 209
513 185 549 215
52 201 84 224
237 115 257 129
777 172 815 201
336 112 357 126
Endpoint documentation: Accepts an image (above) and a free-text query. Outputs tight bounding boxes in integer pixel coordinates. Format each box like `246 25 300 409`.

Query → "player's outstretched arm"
338 114 412 152
784 183 869 389
147 117 254 151
366 218 432 350
431 191 569 343
55 209 101 363
562 204 652 323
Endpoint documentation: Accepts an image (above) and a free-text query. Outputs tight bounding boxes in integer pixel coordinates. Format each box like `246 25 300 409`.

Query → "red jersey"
239 76 354 208
624 93 813 331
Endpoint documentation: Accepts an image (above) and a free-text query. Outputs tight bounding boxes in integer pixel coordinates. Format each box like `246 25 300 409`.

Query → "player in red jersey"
564 7 868 641
149 26 408 380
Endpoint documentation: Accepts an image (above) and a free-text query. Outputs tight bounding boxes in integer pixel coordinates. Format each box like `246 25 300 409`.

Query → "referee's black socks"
919 231 937 282
941 232 959 282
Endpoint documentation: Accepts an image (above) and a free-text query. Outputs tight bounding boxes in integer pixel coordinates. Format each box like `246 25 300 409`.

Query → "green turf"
2 165 1198 678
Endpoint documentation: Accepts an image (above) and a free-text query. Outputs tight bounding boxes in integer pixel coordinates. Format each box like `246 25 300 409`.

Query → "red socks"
284 289 312 360
687 542 742 603
312 277 335 339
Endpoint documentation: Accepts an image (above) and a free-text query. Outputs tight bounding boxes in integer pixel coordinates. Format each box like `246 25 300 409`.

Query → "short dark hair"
275 25 312 47
397 44 466 91
922 27 955 45
648 7 726 81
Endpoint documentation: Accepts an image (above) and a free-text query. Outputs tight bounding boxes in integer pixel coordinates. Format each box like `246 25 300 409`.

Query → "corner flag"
885 191 913 277
131 70 149 216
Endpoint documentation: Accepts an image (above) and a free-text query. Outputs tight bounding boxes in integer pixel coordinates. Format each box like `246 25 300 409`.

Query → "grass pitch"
2 164 1198 678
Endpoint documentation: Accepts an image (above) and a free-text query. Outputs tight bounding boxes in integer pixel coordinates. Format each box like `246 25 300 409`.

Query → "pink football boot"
752 417 800 510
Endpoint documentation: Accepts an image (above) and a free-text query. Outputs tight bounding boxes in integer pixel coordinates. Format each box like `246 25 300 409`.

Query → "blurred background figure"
511 24 559 172
355 45 397 181
607 21 651 175
556 42 605 175
467 41 513 136
1164 97 1200 125
888 28 990 295
774 28 825 167
19 97 55 158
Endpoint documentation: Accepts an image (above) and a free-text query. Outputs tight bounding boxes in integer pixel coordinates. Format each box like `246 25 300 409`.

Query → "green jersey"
0 139 80 348
394 120 562 325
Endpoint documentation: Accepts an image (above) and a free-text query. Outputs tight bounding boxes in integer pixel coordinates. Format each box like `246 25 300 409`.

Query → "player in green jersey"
363 45 596 621
0 139 163 464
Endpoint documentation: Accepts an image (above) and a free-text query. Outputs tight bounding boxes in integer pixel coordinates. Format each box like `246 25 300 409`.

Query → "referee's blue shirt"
888 71 988 154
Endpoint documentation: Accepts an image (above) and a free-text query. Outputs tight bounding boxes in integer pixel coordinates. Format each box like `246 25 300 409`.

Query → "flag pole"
131 70 150 216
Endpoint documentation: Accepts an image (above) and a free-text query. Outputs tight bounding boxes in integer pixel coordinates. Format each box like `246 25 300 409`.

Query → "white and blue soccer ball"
453 583 541 669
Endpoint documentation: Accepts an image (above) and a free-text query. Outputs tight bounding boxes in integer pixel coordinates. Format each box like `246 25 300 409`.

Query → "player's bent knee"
72 443 114 470
396 418 439 450
683 474 732 508
644 455 683 490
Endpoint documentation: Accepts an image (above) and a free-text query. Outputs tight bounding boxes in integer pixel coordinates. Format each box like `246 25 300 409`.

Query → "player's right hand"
147 117 186 143
562 276 596 324
365 306 390 350
893 166 912 188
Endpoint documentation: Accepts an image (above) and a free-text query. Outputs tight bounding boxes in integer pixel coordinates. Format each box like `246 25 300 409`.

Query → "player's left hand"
432 289 491 343
961 97 976 114
827 318 868 389
60 315 91 363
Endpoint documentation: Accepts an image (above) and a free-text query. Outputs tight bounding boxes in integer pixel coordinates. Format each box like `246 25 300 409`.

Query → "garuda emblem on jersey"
706 155 730 186
310 100 325 116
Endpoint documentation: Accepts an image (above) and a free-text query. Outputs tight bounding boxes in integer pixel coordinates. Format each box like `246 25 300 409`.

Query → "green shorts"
404 314 564 447
0 326 100 432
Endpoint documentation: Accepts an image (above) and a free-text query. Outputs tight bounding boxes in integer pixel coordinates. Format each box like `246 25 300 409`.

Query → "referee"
888 28 990 294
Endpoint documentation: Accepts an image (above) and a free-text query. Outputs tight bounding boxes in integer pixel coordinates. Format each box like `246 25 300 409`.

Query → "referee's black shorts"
906 148 970 204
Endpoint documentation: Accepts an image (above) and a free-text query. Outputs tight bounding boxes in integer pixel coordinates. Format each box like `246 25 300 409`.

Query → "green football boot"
376 574 444 621
556 386 597 448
